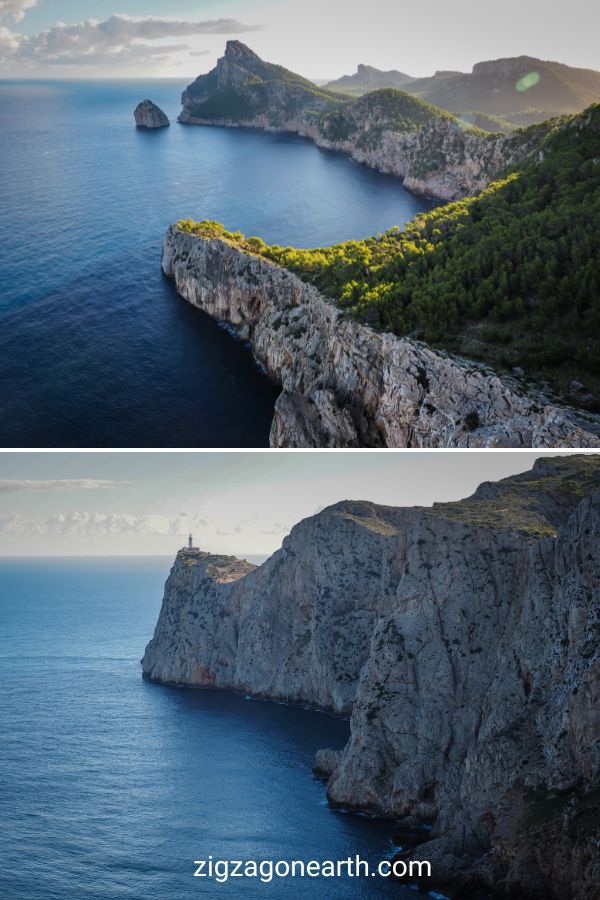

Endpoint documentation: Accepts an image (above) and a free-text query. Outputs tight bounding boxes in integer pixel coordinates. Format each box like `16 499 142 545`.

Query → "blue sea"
0 558 424 899
0 80 435 447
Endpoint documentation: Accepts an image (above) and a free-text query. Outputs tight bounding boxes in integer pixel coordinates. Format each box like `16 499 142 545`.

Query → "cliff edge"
142 455 600 898
161 225 600 449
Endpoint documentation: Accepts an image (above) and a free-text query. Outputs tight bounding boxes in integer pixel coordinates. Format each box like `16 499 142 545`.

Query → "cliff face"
293 103 548 201
142 456 600 899
161 225 600 449
178 42 548 202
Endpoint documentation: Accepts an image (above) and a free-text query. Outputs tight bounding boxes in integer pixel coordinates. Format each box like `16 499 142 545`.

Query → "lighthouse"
188 534 193 550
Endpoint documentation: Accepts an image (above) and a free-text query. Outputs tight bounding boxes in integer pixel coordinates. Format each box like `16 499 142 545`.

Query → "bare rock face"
134 99 170 129
142 456 600 899
161 226 600 449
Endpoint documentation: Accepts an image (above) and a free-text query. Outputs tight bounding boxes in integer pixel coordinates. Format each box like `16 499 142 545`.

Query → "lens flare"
516 71 541 92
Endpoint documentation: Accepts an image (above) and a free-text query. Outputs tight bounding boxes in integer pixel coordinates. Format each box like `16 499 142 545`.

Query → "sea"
0 80 435 447
0 557 431 899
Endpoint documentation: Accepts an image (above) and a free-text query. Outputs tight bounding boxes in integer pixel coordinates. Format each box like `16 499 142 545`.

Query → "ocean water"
0 558 421 899
0 80 435 447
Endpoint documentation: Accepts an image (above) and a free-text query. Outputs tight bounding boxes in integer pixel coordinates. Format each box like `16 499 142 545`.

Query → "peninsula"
168 43 600 447
143 454 600 899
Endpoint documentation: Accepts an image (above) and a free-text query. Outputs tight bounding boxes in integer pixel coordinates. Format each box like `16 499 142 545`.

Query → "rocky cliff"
178 42 550 202
142 455 600 899
161 225 600 448
134 99 170 128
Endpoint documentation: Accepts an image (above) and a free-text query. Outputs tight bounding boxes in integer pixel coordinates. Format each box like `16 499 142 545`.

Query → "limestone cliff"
134 99 170 129
161 225 600 448
178 42 550 202
142 455 600 899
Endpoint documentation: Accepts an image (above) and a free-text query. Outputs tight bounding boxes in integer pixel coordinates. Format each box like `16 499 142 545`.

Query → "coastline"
161 225 600 449
177 110 544 204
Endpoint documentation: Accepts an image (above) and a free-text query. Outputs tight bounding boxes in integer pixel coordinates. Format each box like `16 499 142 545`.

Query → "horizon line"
0 552 270 559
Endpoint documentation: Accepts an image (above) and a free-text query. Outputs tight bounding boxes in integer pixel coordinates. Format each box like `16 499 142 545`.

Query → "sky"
0 450 586 558
0 0 598 79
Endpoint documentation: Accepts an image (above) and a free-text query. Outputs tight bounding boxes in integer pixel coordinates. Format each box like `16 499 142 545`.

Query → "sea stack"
134 100 170 129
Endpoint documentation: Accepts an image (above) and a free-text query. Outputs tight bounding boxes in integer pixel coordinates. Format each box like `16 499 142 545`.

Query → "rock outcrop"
134 99 170 129
178 42 551 202
161 225 600 448
142 455 600 899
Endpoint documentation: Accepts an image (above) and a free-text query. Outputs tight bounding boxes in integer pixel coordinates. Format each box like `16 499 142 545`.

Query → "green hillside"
178 104 600 408
317 89 460 147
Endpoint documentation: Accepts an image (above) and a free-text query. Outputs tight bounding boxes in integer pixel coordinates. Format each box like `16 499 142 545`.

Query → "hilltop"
179 40 346 125
326 55 600 127
324 63 415 96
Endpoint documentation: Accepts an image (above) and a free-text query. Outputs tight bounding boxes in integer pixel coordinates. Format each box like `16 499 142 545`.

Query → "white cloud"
0 13 260 70
0 479 126 492
0 511 209 537
0 0 37 22
0 510 292 541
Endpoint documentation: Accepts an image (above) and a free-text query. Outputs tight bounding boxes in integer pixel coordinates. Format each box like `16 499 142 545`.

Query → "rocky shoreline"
161 225 600 448
142 456 600 899
178 109 548 203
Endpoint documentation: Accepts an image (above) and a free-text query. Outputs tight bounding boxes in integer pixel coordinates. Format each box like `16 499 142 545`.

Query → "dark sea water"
0 80 435 447
0 558 429 899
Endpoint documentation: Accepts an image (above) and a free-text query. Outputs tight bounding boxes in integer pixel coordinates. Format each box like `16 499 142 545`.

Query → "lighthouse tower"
188 534 193 550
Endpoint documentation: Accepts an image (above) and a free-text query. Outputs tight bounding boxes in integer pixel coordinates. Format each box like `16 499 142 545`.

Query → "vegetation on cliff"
186 45 600 135
432 454 600 537
179 103 600 406
181 40 482 140
317 88 463 148
181 40 347 123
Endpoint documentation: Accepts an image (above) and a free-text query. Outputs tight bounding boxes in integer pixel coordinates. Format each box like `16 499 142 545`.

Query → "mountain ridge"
178 42 554 203
326 54 600 126
325 63 415 96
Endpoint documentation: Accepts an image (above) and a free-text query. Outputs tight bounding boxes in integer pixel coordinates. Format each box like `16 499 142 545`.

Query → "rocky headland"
161 224 600 448
177 42 553 202
142 454 600 899
134 99 170 129
167 43 600 446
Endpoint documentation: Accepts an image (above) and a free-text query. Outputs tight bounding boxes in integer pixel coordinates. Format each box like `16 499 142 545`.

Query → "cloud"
0 0 37 22
0 479 126 493
0 511 292 540
0 13 260 69
0 511 209 537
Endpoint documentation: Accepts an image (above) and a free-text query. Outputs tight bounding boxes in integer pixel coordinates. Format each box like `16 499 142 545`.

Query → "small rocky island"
134 99 170 129
143 455 600 899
